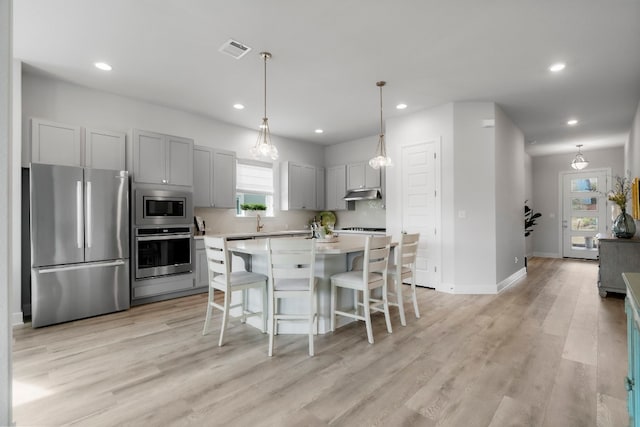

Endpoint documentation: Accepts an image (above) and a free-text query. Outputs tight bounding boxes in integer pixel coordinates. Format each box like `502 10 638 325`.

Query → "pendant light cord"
263 53 268 120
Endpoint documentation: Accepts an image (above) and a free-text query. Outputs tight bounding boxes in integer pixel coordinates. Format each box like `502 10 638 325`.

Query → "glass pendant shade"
369 81 392 169
251 52 279 161
368 134 393 169
570 145 589 170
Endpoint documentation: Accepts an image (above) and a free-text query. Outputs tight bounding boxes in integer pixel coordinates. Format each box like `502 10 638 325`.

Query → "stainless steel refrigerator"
30 163 130 327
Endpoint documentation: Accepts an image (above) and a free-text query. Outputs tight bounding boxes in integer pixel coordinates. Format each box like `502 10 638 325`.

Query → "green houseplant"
240 203 267 211
524 201 541 237
240 203 267 216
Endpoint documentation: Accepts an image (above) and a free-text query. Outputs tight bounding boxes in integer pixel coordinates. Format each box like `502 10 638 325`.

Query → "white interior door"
561 169 609 259
401 141 440 288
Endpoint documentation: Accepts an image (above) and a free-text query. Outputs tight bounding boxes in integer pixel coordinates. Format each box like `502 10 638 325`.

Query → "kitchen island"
224 234 394 334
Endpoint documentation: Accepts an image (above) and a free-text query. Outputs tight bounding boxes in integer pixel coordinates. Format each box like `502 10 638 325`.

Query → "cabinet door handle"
625 376 634 391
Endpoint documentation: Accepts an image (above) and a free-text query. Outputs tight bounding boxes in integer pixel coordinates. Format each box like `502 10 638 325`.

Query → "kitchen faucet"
256 213 264 232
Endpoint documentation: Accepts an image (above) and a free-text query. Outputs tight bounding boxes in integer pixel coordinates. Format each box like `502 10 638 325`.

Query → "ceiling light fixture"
368 81 392 169
567 119 579 126
233 103 245 110
396 103 407 110
570 144 589 170
94 62 112 71
549 62 566 72
314 129 324 134
250 52 278 161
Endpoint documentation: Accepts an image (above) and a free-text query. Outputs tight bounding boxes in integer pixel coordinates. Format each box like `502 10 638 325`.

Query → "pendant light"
250 52 279 161
368 81 393 169
570 144 589 170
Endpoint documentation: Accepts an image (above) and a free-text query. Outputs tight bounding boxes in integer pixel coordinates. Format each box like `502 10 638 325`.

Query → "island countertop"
194 230 309 240
226 234 395 255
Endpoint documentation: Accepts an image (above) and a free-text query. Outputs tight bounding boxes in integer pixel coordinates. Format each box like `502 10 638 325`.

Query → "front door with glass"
561 169 609 259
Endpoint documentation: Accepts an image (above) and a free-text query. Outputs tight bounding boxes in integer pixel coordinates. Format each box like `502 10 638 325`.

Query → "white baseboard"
453 284 497 295
12 311 24 326
497 267 527 293
532 251 561 258
436 282 455 294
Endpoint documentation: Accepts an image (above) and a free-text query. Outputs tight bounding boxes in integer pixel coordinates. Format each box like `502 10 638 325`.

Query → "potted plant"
240 203 267 216
524 201 541 237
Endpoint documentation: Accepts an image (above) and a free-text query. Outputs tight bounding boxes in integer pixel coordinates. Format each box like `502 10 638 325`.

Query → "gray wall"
626 100 640 177
531 146 624 257
524 152 533 257
386 103 454 291
1 0 13 423
452 102 498 291
385 101 525 294
22 72 325 167
494 105 525 287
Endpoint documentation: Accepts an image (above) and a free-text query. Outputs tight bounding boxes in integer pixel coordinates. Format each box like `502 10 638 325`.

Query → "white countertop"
227 234 396 255
194 230 309 240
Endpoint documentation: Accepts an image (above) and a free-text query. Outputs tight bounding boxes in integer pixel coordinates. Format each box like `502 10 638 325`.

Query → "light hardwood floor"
12 257 629 426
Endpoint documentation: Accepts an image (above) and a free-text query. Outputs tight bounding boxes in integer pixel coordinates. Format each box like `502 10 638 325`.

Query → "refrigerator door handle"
76 180 83 249
86 181 92 248
38 259 126 274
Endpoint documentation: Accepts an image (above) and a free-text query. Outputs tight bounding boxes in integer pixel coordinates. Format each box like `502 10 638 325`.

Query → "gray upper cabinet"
193 146 213 207
347 161 381 190
212 149 236 208
31 118 82 167
31 118 126 170
316 167 325 211
85 127 126 170
133 129 193 186
326 165 347 211
193 145 236 208
281 161 320 211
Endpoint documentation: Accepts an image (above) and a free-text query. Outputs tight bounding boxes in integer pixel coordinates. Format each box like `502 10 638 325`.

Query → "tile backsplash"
195 200 385 235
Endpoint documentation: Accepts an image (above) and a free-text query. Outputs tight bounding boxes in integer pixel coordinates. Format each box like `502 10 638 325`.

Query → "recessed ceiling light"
233 104 245 110
549 62 566 73
567 119 579 126
94 62 112 71
314 129 324 134
396 103 408 110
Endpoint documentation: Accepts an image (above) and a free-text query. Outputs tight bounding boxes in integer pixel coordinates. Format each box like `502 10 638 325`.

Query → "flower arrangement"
608 175 631 211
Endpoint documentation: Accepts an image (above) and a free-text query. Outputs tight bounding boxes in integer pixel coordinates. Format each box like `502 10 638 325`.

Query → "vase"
613 208 636 239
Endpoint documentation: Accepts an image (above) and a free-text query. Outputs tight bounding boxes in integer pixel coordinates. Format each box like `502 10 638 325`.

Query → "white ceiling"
12 1 640 156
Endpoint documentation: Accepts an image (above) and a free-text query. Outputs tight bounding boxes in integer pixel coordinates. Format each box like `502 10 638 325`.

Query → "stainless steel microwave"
135 189 193 226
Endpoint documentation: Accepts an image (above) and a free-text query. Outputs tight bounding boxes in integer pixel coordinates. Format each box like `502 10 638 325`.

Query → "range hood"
343 188 382 201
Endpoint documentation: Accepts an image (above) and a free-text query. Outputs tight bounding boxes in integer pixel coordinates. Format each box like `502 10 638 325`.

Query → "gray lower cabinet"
598 238 640 297
195 239 208 289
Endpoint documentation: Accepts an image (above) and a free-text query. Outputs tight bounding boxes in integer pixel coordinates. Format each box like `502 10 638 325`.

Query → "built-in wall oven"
135 189 192 226
135 226 193 279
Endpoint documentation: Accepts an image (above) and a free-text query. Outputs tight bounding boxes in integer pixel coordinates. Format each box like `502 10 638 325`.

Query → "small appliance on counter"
194 215 205 235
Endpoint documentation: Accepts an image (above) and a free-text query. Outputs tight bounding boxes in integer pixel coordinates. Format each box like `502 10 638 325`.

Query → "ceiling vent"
219 39 252 59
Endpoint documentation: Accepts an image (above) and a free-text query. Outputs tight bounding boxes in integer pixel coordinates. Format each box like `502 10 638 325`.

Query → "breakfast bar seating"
387 232 421 326
202 236 268 346
266 237 318 356
330 235 393 344
225 234 397 337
